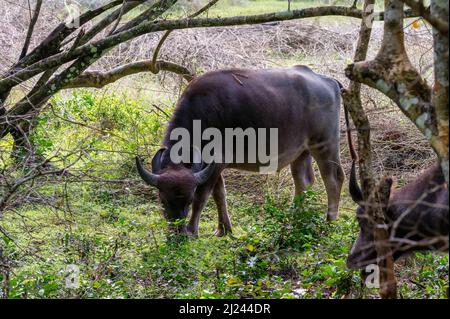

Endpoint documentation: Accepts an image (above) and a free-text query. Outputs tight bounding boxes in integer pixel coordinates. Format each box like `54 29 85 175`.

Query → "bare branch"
0 6 382 93
65 59 194 89
115 0 178 34
1 0 179 139
15 0 126 69
79 0 148 46
108 0 128 36
401 0 449 36
19 0 42 61
151 0 220 73
342 0 376 198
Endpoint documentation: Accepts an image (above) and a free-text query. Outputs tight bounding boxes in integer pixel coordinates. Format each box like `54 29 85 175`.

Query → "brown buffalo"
347 162 449 269
136 65 347 236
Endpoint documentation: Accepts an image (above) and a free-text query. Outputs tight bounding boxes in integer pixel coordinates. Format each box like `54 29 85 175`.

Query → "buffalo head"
136 148 215 234
346 160 392 269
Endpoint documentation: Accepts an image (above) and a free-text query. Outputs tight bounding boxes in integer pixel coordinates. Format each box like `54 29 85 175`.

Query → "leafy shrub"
30 90 167 179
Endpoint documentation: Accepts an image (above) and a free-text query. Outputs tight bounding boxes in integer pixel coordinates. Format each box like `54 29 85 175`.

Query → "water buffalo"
347 162 449 269
136 65 347 236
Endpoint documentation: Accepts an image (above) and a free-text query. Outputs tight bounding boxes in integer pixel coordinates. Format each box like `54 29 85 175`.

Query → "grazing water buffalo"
347 162 449 269
136 65 347 236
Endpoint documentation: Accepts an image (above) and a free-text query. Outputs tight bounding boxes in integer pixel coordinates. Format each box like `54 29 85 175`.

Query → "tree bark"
66 60 194 88
343 0 402 299
366 177 397 299
345 0 448 183
430 0 449 183
342 0 376 199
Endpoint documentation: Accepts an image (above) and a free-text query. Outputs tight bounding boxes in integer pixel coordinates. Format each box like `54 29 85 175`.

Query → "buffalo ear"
389 176 397 194
151 147 167 174
381 176 395 207
194 162 216 185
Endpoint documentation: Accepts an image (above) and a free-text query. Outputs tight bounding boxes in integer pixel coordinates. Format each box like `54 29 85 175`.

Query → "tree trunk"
342 0 376 199
343 0 398 298
431 0 449 182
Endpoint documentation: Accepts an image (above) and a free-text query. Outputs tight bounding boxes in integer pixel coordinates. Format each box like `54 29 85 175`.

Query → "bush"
30 90 167 179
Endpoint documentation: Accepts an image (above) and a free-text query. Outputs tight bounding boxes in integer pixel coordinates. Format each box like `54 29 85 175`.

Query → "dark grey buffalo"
136 65 346 236
347 162 449 269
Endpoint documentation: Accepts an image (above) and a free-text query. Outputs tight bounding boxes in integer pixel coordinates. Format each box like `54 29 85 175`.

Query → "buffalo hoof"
214 226 232 237
326 212 338 221
186 226 199 238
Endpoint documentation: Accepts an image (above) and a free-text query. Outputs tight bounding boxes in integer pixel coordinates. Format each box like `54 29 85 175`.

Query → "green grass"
186 0 385 18
0 182 361 298
124 0 385 20
208 0 309 17
2 181 447 299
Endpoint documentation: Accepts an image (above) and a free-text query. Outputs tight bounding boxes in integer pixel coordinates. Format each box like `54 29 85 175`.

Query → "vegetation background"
0 0 447 298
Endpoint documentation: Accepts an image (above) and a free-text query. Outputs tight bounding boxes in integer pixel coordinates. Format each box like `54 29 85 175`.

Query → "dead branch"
0 0 129 115
15 0 127 69
19 0 42 61
0 0 177 141
401 0 449 36
66 59 194 88
150 0 220 73
79 0 148 46
108 0 128 36
0 6 391 94
115 0 178 34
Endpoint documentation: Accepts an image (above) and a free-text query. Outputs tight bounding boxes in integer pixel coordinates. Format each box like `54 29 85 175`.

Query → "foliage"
30 90 168 179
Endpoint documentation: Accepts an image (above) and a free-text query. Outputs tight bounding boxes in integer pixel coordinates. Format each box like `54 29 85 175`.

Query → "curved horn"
349 160 364 204
194 162 216 185
151 148 166 174
136 156 159 187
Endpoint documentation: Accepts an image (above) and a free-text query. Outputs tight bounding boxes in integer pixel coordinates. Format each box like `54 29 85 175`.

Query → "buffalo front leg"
290 151 315 197
212 174 232 237
311 145 344 221
186 171 220 237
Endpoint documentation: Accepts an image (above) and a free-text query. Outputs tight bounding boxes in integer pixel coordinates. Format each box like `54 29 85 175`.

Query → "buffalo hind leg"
212 174 232 237
311 145 344 221
290 151 315 197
